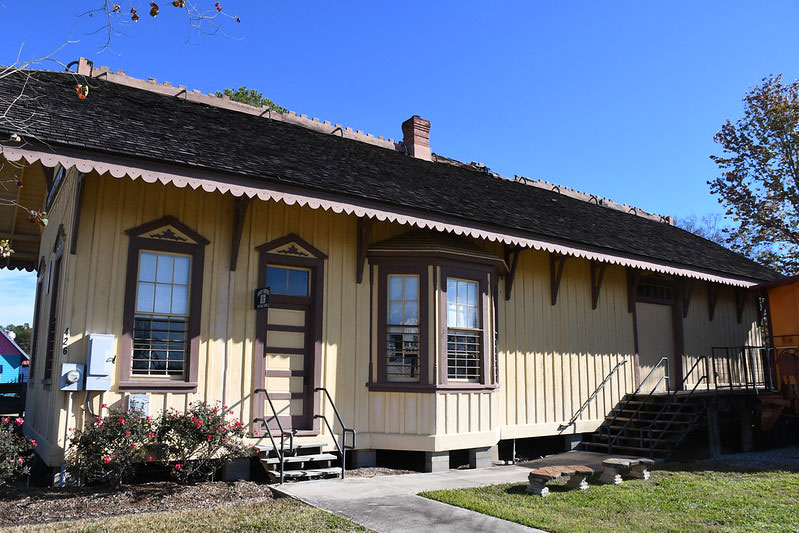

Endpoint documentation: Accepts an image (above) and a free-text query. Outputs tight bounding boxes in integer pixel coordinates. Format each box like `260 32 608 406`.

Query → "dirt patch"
346 467 415 478
0 480 273 527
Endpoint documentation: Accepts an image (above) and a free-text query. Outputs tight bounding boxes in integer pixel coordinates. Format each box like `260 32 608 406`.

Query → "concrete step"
582 441 671 455
606 416 696 425
265 466 342 483
261 453 337 466
253 441 327 453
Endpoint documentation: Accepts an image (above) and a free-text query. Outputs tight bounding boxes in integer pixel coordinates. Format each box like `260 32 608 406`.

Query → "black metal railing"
559 358 627 432
606 357 670 453
709 346 778 392
253 387 294 484
641 356 709 456
314 387 356 479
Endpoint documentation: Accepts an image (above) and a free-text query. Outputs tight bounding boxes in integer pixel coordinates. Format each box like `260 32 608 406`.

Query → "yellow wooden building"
0 59 776 476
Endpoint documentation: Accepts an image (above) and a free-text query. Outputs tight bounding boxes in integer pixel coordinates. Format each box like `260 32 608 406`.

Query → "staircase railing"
314 387 356 479
641 356 709 456
559 358 627 432
253 387 294 484
605 357 670 454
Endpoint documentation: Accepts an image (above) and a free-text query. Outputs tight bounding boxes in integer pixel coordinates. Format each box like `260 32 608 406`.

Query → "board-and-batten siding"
24 170 766 464
496 249 637 438
22 167 80 465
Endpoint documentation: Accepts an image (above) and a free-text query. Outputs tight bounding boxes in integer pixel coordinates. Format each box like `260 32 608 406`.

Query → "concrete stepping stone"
526 464 595 496
600 457 655 484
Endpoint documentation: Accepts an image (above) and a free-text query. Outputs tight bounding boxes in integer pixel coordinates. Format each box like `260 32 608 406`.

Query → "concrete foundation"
468 446 498 469
221 457 251 481
563 434 582 451
424 451 449 473
350 449 377 468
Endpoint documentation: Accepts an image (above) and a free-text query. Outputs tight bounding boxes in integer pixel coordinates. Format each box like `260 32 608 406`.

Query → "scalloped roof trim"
2 144 757 288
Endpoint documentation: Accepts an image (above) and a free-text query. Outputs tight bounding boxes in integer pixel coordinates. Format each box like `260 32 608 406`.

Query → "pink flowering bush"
66 407 152 488
154 402 247 483
0 417 36 485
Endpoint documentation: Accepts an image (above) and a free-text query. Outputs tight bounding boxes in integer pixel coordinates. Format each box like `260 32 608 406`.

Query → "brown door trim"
252 234 326 437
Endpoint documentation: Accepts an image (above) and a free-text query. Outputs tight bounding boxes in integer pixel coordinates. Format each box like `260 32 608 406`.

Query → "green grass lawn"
8 497 367 533
420 468 799 533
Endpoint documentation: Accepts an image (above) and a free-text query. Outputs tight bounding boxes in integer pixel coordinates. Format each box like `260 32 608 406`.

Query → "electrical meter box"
85 333 115 391
60 363 85 391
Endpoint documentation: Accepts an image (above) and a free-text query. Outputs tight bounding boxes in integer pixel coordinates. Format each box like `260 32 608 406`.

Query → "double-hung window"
386 274 420 382
446 278 482 382
121 216 208 392
132 252 191 377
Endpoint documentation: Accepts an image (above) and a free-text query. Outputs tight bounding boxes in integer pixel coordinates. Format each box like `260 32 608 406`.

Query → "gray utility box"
85 333 115 391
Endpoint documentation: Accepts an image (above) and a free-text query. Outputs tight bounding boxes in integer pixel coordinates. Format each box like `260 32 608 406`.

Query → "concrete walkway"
273 465 542 532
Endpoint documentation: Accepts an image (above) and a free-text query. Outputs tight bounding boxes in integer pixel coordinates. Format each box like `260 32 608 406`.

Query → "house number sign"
254 287 271 310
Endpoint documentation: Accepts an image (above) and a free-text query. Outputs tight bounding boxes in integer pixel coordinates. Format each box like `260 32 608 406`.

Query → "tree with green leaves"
215 87 287 114
710 75 799 275
3 324 31 354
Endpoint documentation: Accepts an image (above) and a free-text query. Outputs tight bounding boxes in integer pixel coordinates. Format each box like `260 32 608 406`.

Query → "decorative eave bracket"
735 287 748 324
356 217 373 284
69 173 87 255
503 245 522 301
627 268 641 313
707 282 720 322
229 196 252 271
550 253 567 306
681 279 694 318
590 260 606 310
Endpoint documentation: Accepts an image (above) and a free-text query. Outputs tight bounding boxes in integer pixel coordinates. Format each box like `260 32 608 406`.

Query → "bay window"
367 229 503 392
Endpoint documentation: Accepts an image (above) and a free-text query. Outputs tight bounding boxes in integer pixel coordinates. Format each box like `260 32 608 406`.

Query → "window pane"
266 266 287 294
447 303 457 327
139 252 157 282
154 283 172 314
467 282 478 306
467 307 478 329
388 302 402 325
404 301 419 325
457 280 468 304
457 306 466 328
173 256 190 285
404 276 418 300
136 282 155 313
389 276 403 300
171 285 188 315
287 268 310 296
447 278 456 303
156 254 174 283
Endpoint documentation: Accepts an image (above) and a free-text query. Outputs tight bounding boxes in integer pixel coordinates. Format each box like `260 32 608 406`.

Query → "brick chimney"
401 115 432 161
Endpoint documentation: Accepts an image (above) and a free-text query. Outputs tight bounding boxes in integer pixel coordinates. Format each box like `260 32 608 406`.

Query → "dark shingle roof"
0 70 777 282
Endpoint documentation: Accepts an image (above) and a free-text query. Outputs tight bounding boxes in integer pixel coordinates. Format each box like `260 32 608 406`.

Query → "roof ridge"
75 58 402 151
509 175 675 225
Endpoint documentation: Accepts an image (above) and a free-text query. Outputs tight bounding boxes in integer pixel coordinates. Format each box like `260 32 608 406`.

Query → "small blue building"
0 329 29 384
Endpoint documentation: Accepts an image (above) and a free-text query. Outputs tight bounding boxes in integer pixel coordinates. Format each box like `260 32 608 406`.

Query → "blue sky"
1 0 799 325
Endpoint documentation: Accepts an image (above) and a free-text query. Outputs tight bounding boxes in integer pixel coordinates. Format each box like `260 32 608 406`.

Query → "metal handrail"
606 357 670 453
253 388 294 484
559 358 627 432
641 356 709 454
315 387 356 479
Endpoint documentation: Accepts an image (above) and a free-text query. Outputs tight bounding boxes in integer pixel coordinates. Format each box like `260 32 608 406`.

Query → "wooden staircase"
255 441 343 483
582 392 708 459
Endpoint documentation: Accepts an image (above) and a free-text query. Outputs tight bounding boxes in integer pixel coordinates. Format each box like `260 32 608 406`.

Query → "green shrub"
66 407 153 488
154 402 248 483
0 417 36 485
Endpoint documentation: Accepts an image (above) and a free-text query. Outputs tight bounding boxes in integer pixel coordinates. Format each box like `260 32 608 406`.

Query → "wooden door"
636 302 675 393
262 265 314 430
